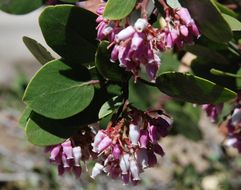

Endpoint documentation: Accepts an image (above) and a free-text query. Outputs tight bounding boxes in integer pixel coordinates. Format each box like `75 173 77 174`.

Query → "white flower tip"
134 18 148 32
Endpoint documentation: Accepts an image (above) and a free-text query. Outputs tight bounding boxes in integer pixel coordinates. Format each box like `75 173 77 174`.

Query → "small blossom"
129 123 141 146
202 104 223 123
91 163 104 179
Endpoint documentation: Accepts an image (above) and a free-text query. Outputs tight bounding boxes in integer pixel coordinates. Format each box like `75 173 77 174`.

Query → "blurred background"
0 6 241 190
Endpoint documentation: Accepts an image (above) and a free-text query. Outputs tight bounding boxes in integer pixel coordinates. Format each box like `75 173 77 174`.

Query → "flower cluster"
96 1 200 80
202 104 223 123
91 107 171 184
46 127 96 177
224 107 241 153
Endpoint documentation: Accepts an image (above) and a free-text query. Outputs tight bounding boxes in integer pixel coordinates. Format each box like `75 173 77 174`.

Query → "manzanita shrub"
1 0 241 185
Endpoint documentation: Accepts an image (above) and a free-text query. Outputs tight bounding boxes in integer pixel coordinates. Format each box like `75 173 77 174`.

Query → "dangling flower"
90 106 171 184
46 126 96 177
202 104 223 123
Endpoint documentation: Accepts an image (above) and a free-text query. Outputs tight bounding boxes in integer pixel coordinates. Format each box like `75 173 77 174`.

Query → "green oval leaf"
39 5 97 64
222 14 241 31
19 107 32 128
96 41 130 82
26 118 66 146
103 0 137 20
182 0 232 43
0 0 42 15
156 72 236 104
25 87 115 146
23 36 55 65
99 96 123 119
23 60 95 119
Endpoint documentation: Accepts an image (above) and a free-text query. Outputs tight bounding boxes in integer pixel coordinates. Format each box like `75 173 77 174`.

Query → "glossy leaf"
222 14 241 31
182 0 232 43
25 87 115 146
39 5 97 64
23 60 95 119
26 117 66 146
156 72 236 104
23 36 55 65
0 0 42 15
96 41 130 82
103 0 137 20
19 107 32 128
99 96 123 119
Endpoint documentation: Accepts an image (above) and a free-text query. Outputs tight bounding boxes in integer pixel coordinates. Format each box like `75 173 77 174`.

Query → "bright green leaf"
99 96 123 119
156 72 236 104
222 14 241 31
26 118 66 146
19 107 32 128
25 87 115 146
0 0 42 15
23 36 55 65
103 0 137 20
23 60 95 119
39 5 97 64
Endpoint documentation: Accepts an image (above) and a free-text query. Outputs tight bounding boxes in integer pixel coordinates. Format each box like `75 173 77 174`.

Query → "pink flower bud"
97 22 108 40
148 124 159 143
176 8 193 26
129 158 140 181
112 144 122 160
120 153 130 174
92 130 106 152
145 63 158 81
91 163 104 179
61 154 70 168
139 130 149 149
170 28 179 42
190 23 201 38
130 32 145 51
180 25 189 37
136 148 149 169
166 32 174 49
49 145 61 161
129 123 140 146
134 18 148 32
111 45 120 62
115 26 135 42
73 146 82 167
96 136 112 153
62 141 73 160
